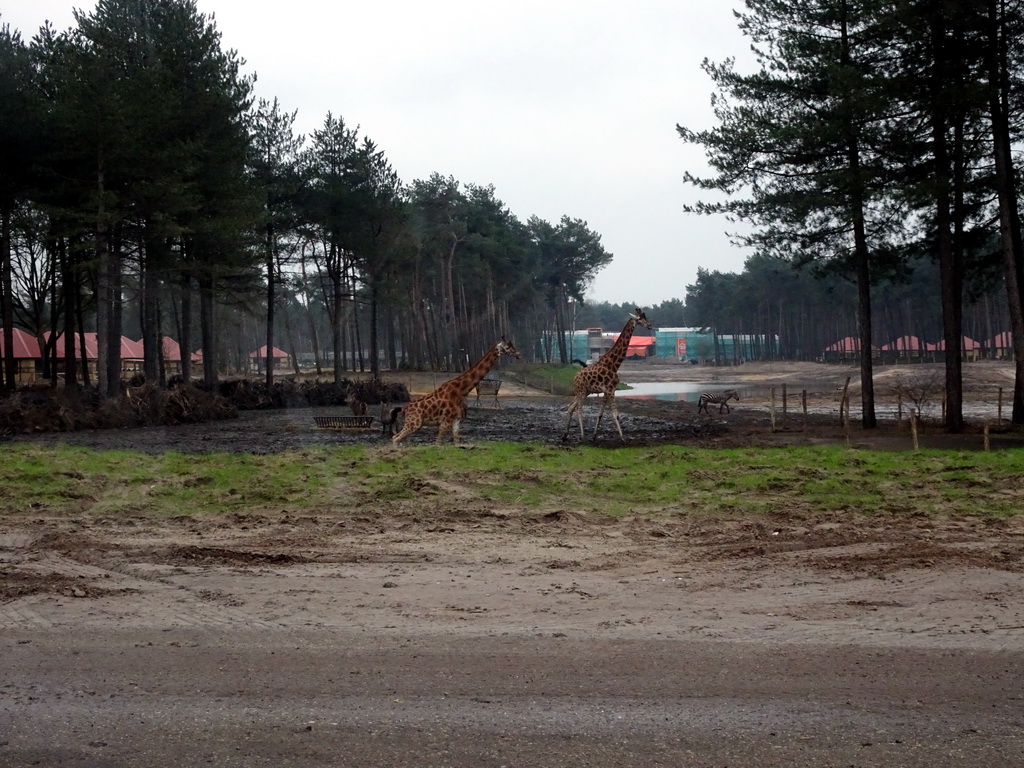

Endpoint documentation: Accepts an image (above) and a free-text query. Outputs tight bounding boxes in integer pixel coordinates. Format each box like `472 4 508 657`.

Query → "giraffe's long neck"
597 318 638 372
444 345 501 398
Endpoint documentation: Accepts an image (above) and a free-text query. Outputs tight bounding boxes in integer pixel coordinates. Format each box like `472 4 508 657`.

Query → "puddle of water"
619 382 742 403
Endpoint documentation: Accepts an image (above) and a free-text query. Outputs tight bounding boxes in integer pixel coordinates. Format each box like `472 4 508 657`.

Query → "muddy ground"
2 361 1024 766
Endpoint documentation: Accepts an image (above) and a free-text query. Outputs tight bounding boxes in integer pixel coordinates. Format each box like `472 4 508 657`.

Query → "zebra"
697 389 739 414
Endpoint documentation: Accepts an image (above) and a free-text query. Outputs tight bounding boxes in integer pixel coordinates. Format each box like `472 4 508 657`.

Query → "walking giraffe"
392 337 521 445
563 308 653 442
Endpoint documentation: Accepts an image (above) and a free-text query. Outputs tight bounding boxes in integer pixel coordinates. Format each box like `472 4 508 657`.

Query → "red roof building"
927 336 981 352
0 328 41 358
824 336 876 353
249 345 288 360
250 345 289 371
881 335 925 352
161 337 182 361
822 336 882 361
990 331 1013 350
0 328 42 385
46 332 141 360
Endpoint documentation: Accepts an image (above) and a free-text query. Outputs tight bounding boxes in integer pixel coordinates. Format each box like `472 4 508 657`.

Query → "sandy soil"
2 361 1024 766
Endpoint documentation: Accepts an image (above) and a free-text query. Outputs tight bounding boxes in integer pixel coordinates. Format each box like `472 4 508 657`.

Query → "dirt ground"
2 361 1024 766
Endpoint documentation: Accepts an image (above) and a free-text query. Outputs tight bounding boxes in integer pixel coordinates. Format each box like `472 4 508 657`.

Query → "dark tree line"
679 0 1024 431
0 0 612 398
679 252 1010 360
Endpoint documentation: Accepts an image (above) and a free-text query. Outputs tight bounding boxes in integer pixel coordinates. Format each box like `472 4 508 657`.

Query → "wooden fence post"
801 390 807 432
910 409 920 451
839 376 851 426
770 387 777 432
984 421 991 452
998 387 1003 423
782 383 788 418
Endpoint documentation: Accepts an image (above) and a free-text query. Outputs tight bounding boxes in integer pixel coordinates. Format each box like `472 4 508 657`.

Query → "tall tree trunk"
555 287 568 363
1 207 14 391
837 5 877 428
60 239 78 393
299 252 322 376
281 292 301 377
180 269 193 382
141 228 163 384
441 239 457 369
931 14 964 433
265 223 275 386
368 285 380 379
386 309 397 371
75 280 90 388
94 151 113 397
332 273 344 383
986 0 1024 422
199 274 218 388
351 264 364 372
102 225 123 395
97 247 110 393
852 211 876 428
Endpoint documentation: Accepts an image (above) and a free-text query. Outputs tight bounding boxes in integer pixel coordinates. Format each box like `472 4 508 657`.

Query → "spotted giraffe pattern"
392 337 521 445
563 308 653 441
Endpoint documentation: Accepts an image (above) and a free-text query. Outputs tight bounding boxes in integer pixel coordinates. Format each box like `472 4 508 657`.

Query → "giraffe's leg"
576 401 586 439
608 394 625 441
435 420 452 445
452 417 462 444
563 397 580 440
592 395 609 439
392 414 418 444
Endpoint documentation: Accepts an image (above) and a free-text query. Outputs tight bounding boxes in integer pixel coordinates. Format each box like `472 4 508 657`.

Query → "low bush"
0 376 411 435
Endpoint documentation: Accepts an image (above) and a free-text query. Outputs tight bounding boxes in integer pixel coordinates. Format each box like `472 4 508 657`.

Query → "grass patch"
2 443 1023 520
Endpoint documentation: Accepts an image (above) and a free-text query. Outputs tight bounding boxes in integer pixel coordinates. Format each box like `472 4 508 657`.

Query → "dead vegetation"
0 377 411 436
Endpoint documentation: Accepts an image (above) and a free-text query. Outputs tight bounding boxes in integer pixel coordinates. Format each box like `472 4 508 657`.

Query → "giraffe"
392 337 521 445
563 308 653 442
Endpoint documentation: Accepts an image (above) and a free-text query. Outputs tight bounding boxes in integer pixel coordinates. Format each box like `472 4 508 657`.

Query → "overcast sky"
5 0 754 308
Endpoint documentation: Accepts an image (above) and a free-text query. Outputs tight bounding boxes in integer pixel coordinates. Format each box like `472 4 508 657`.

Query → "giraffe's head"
496 336 522 359
630 308 653 331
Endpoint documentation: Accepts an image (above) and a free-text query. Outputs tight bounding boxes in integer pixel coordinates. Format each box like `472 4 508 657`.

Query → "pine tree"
249 97 304 385
0 24 39 390
679 0 897 426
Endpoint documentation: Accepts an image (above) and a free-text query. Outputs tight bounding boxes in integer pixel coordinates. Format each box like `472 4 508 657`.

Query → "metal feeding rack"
313 415 376 430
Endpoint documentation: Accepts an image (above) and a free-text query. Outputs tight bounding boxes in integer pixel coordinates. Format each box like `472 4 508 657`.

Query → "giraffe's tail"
572 358 589 368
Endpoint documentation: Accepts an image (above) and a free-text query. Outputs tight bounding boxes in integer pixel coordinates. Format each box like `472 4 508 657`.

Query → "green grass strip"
2 442 1022 520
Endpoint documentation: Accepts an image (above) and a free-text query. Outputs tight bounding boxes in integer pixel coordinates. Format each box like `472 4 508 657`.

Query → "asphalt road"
2 630 1021 767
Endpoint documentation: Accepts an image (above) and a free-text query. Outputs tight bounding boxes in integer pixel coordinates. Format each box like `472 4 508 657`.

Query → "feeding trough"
313 415 376 430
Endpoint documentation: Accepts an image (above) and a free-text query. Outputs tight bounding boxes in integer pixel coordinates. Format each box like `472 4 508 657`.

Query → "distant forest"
4 1 1024 432
601 249 1010 362
0 0 613 396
